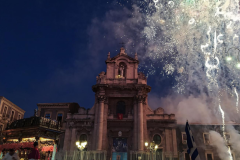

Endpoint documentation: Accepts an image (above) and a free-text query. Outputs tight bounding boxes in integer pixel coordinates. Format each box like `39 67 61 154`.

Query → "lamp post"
75 141 87 151
145 141 158 160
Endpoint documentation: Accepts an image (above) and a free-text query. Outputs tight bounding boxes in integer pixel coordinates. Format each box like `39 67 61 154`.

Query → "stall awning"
0 142 54 152
0 142 33 151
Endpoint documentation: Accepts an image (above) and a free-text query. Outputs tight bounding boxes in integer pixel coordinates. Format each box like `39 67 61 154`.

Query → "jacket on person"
28 148 40 160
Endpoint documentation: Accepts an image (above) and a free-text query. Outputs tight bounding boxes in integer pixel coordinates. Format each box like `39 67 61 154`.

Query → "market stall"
0 116 63 160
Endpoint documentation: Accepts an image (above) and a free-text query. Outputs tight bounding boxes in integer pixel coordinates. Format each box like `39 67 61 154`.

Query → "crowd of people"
2 142 40 160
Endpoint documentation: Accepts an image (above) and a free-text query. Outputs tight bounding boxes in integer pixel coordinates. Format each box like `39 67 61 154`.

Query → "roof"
37 102 78 106
0 96 25 113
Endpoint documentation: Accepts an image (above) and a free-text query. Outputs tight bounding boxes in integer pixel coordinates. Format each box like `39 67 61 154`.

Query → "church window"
3 106 7 116
18 114 21 120
182 132 187 144
57 113 63 122
184 153 191 160
10 110 15 121
80 134 87 142
118 62 126 77
116 101 126 115
203 133 210 144
153 134 161 145
205 153 214 160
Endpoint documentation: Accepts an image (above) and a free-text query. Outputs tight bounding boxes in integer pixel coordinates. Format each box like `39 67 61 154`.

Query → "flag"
185 121 200 160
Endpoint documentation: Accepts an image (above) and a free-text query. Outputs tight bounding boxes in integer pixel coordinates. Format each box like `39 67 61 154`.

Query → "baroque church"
62 47 178 159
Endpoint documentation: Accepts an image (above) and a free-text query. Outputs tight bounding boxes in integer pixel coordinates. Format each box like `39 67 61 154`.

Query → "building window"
18 115 21 120
80 134 87 142
153 134 161 145
45 113 51 119
182 132 187 144
203 133 210 144
206 153 213 160
3 106 7 116
116 101 126 115
184 153 190 160
10 111 14 121
57 113 63 122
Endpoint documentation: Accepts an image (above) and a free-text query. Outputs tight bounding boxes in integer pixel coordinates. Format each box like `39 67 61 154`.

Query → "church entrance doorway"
112 138 128 160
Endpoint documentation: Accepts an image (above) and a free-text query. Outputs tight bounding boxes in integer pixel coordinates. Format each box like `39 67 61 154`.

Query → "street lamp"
145 141 158 160
75 141 87 151
145 142 148 147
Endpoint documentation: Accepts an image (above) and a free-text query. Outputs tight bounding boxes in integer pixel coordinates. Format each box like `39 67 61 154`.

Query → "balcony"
5 117 61 131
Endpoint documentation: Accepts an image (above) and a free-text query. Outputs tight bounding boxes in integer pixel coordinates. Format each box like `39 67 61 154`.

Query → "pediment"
154 107 164 114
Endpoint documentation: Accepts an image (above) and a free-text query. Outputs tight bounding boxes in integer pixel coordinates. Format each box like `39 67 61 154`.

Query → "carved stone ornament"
97 95 106 102
136 95 146 103
118 131 122 137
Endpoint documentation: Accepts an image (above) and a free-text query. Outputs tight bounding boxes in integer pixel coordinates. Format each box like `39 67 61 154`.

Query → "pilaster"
70 128 77 152
172 128 178 157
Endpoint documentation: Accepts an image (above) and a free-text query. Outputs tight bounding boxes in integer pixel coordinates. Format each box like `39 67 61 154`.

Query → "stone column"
133 98 138 150
137 96 144 151
70 128 77 152
96 96 105 150
102 98 108 150
63 128 71 151
93 100 99 150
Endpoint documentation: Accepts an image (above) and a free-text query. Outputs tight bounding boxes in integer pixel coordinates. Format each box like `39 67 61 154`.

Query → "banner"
117 114 123 120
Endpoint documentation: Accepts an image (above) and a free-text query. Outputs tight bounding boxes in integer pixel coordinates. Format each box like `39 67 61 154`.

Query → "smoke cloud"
209 131 232 160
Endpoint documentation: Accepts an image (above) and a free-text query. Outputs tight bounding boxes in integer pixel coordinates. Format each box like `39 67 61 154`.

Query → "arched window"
118 62 126 77
116 101 126 115
153 134 161 145
80 134 87 142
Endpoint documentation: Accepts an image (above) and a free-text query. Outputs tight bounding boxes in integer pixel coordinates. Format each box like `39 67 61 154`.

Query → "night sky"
0 0 174 118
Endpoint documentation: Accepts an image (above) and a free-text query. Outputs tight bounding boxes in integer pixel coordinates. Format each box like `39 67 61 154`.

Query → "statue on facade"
119 65 124 77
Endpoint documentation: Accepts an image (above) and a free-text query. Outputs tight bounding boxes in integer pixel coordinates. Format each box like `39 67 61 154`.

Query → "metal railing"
55 150 107 160
55 151 180 160
129 151 179 160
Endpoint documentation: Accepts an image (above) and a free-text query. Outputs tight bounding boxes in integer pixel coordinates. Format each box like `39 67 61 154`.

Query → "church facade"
34 47 240 160
62 47 178 160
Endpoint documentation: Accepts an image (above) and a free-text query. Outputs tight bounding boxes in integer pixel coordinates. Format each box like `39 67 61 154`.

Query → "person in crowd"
2 149 19 160
28 142 40 160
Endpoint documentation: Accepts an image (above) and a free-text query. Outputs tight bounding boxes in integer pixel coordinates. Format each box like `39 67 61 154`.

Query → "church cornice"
92 84 151 93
